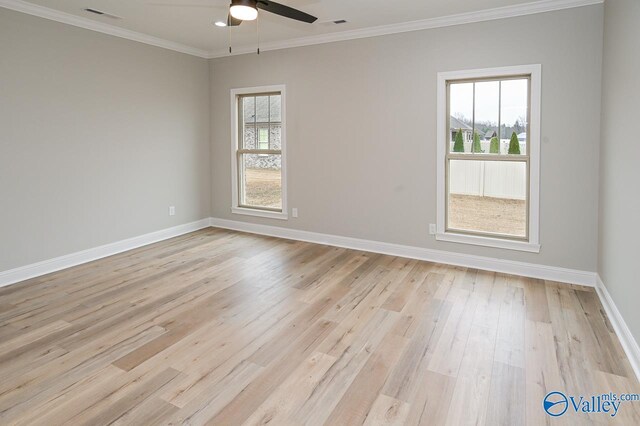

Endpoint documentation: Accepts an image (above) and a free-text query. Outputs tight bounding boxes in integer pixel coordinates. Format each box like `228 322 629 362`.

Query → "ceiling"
10 0 592 56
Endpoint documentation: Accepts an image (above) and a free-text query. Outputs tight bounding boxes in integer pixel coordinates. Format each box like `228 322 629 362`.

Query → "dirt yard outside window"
243 169 526 236
243 168 282 209
448 194 526 237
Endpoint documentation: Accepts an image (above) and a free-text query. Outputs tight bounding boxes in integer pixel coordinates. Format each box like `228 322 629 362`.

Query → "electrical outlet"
169 206 176 216
292 208 298 218
429 223 436 235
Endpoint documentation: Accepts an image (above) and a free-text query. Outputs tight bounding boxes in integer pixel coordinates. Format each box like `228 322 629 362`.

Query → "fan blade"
228 13 242 26
256 1 317 23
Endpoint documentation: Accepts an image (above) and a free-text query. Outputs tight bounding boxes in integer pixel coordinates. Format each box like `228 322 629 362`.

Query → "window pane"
258 127 269 150
500 79 528 154
473 81 499 154
269 95 281 122
241 96 256 149
449 83 473 153
448 159 527 237
270 124 282 150
243 124 257 150
255 96 270 123
243 96 255 124
240 154 282 210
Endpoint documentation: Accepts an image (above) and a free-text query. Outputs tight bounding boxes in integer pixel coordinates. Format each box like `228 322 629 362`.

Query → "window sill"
436 232 540 253
232 207 288 221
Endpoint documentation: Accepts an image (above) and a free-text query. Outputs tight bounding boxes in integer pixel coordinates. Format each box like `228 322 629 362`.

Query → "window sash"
444 157 530 241
446 75 531 157
237 149 281 155
237 93 280 150
237 152 282 211
446 153 529 162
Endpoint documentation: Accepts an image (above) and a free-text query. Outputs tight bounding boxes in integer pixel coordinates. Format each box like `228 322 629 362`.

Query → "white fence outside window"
449 141 527 200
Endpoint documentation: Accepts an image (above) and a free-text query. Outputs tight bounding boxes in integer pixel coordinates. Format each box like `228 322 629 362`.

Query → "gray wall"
210 5 603 271
0 9 211 271
0 5 607 277
599 0 640 343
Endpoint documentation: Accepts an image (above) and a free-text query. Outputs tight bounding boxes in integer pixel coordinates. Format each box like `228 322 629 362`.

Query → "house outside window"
436 65 541 252
231 85 287 220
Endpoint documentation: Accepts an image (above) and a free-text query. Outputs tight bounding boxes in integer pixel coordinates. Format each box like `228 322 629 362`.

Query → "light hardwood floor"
0 228 638 425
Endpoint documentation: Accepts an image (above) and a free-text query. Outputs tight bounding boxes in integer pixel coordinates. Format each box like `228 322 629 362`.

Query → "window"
436 65 541 252
231 85 287 220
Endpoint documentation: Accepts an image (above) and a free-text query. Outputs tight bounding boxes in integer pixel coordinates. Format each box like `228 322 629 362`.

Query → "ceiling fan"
227 0 317 25
149 0 317 54
150 1 317 24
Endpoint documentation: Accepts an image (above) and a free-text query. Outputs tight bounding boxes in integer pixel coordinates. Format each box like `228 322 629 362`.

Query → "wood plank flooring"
0 228 638 425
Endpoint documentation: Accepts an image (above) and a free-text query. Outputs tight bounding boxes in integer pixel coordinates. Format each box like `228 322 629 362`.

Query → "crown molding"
1 0 602 60
207 0 603 58
0 0 210 58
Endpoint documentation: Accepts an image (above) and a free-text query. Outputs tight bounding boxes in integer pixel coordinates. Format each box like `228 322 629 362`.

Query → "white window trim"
230 85 288 220
436 65 541 253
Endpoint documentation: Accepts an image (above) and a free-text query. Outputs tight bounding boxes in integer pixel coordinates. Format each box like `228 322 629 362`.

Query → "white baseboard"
596 276 640 382
0 218 211 288
209 218 597 286
0 216 597 289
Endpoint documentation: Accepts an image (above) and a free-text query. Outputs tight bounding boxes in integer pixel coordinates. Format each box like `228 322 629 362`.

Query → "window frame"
436 65 541 253
230 85 288 220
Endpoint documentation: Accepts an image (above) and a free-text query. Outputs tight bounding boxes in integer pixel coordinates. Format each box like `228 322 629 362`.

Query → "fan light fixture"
230 0 258 21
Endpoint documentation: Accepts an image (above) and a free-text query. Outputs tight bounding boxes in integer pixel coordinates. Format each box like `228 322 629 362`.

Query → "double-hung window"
231 85 287 220
436 65 541 252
